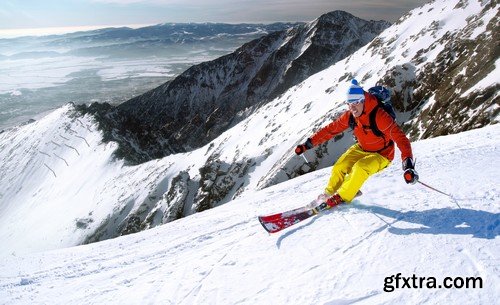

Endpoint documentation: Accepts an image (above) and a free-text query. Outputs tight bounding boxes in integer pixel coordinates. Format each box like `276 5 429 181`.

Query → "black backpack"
348 86 396 138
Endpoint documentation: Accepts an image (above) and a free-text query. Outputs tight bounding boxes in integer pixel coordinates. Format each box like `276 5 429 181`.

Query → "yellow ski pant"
325 144 391 202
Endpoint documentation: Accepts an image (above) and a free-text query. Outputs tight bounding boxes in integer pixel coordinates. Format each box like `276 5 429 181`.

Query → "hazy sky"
0 0 429 36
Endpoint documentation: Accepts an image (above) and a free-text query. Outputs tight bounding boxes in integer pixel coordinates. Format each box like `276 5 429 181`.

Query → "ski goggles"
346 98 365 106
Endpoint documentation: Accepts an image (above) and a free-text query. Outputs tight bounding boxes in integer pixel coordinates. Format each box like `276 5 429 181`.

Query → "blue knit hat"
346 79 365 103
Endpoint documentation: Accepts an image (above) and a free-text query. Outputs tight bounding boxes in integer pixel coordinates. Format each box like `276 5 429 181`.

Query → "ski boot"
325 193 344 208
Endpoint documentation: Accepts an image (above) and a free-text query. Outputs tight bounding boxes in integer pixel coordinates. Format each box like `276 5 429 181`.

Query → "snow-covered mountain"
0 125 498 304
0 0 498 256
78 11 390 163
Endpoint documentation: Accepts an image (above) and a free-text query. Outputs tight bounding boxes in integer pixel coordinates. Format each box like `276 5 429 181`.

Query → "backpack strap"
369 105 394 152
369 105 383 137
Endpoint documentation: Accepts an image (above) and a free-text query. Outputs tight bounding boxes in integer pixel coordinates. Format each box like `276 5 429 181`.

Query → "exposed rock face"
405 5 499 139
372 2 499 139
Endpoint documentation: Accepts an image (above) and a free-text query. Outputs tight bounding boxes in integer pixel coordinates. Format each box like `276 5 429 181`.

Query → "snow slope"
0 125 498 304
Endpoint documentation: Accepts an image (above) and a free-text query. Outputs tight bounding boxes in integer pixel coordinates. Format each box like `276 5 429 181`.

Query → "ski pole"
417 180 451 197
301 151 311 164
417 180 461 209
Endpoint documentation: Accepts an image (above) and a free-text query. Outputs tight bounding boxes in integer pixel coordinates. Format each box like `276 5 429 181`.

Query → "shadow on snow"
355 203 499 239
275 203 499 247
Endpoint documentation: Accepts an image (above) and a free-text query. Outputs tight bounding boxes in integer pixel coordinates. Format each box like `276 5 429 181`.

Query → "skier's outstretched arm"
295 112 351 155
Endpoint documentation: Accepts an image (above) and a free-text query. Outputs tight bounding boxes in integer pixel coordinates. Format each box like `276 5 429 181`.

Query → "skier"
295 79 418 208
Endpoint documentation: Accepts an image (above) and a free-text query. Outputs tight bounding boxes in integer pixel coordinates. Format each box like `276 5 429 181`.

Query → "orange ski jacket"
310 92 413 162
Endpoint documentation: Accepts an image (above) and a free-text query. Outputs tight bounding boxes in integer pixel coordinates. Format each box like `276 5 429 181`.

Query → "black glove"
295 138 314 155
402 157 419 184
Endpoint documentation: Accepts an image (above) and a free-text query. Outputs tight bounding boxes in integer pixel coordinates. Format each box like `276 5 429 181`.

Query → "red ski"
258 201 334 233
258 192 361 233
